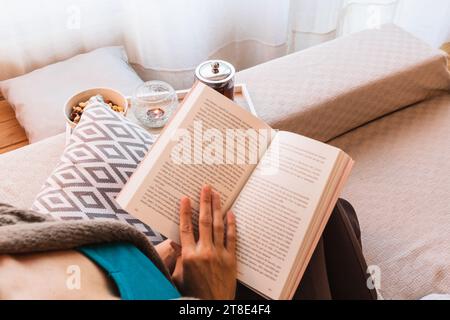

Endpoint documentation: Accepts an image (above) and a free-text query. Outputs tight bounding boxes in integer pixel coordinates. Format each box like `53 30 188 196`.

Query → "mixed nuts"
70 95 125 124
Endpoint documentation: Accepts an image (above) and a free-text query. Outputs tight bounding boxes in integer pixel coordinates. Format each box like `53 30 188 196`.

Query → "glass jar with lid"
195 60 235 100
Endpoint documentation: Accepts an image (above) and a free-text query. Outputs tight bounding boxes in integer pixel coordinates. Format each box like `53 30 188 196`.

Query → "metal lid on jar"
195 60 235 84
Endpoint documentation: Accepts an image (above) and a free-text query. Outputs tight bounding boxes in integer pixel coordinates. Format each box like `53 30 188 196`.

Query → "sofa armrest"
237 24 450 142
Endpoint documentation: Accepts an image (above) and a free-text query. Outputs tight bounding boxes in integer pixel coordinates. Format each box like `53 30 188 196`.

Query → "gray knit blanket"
0 203 171 281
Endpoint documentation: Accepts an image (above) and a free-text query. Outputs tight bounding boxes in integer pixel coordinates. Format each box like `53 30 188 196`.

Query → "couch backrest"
237 24 450 142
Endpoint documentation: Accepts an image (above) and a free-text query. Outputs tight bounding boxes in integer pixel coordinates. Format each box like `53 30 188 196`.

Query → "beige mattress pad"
330 94 450 300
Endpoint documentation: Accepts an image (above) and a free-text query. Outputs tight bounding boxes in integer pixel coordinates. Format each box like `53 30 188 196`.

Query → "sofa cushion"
31 104 164 244
0 133 65 209
330 94 450 300
0 47 143 143
237 24 450 142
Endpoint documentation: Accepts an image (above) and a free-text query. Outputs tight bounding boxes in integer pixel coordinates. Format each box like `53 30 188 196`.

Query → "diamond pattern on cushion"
32 104 164 244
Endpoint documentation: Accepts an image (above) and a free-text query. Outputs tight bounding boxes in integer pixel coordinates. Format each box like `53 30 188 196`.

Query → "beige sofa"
0 25 449 299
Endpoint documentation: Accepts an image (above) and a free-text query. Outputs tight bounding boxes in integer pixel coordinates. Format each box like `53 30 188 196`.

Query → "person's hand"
172 185 237 300
154 239 181 274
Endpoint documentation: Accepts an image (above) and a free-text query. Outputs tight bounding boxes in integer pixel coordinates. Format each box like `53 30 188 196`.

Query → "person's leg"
292 239 332 299
294 199 377 300
322 199 377 300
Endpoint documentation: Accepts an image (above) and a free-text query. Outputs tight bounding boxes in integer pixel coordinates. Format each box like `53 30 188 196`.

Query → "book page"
231 131 341 299
117 83 272 243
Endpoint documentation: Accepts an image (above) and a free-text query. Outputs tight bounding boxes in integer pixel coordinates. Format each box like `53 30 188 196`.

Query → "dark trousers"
236 199 377 300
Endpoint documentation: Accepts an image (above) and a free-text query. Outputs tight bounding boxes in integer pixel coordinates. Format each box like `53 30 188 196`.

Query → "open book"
117 82 354 300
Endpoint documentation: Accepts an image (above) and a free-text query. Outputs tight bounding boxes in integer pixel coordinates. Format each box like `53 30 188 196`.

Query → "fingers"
198 185 213 246
181 186 232 252
179 196 195 249
226 211 236 255
212 191 224 248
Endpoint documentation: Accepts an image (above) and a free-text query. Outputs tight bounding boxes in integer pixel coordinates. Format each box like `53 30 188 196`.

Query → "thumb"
172 256 184 287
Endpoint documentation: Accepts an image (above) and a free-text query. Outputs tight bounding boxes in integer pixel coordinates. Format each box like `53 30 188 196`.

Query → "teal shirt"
79 242 181 300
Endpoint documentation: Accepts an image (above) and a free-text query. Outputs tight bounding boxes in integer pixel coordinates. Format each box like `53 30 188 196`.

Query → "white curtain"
0 0 290 88
1 0 449 88
0 0 125 80
121 0 290 88
289 0 450 52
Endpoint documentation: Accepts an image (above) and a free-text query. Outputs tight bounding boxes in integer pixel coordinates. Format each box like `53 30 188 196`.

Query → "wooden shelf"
441 43 450 70
0 99 29 155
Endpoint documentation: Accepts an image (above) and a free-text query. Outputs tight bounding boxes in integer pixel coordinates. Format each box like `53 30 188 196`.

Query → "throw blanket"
0 203 171 282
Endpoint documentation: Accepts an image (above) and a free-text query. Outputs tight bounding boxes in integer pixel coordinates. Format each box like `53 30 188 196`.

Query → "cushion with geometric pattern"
32 104 164 245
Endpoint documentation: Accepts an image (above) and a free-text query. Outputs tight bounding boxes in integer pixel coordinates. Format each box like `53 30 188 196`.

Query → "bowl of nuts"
64 88 128 128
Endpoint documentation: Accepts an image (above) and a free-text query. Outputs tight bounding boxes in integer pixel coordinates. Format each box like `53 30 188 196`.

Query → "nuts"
69 95 125 124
